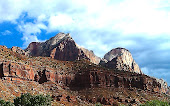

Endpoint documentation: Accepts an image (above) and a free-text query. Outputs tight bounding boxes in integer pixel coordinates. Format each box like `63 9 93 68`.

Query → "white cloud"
37 14 47 22
1 0 170 84
48 14 74 32
1 0 170 51
18 22 47 48
2 0 170 39
1 30 12 35
0 0 30 23
22 35 39 48
18 22 47 35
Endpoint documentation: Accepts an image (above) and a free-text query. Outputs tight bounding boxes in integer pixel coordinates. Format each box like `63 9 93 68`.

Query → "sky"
0 0 170 85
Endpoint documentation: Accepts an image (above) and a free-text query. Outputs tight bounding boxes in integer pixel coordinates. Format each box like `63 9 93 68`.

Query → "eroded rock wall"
69 69 166 94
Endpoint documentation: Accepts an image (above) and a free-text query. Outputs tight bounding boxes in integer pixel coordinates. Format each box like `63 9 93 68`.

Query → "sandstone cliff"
25 33 101 64
0 45 169 105
76 45 101 64
100 47 142 74
156 78 169 94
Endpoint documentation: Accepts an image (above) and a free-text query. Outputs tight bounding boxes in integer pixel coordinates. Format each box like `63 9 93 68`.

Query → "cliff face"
100 47 142 74
156 78 169 94
70 69 162 93
77 46 101 64
0 59 166 94
0 45 169 105
25 33 101 64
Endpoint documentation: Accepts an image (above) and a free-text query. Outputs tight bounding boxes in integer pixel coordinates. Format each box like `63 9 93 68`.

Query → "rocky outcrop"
34 68 57 84
25 33 101 64
11 46 27 56
156 78 169 94
77 46 101 64
69 69 165 93
100 47 142 74
0 61 34 81
25 42 42 57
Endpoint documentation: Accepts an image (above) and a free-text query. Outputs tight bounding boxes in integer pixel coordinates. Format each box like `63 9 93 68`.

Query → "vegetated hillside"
0 33 169 105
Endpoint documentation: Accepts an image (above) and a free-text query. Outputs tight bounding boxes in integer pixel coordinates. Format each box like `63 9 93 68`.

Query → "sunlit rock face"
77 46 101 64
25 33 101 64
156 78 169 94
101 47 142 74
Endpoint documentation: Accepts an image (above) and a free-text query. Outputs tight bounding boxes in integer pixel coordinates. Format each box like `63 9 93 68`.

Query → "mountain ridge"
1 32 168 105
24 33 142 73
25 33 101 64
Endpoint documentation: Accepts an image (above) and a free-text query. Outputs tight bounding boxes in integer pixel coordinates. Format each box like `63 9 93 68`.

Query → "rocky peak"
25 33 101 64
47 33 72 46
101 47 142 74
155 78 169 93
76 45 101 64
104 47 129 62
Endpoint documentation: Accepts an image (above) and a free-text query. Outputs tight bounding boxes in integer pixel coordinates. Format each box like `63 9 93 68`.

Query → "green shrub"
140 100 170 106
14 93 52 106
0 99 14 106
95 102 102 106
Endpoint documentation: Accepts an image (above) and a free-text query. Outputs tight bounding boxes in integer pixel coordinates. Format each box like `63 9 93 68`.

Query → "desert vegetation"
0 93 52 106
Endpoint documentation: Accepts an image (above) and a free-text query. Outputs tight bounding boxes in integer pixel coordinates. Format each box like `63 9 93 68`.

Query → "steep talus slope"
100 47 142 74
25 33 101 64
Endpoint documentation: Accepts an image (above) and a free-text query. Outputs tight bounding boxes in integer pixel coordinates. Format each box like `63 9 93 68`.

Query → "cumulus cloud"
0 0 170 84
18 22 47 35
0 0 29 23
18 22 47 47
48 14 74 32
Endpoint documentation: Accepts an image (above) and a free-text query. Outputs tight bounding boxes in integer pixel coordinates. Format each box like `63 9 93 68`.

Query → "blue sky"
0 0 170 85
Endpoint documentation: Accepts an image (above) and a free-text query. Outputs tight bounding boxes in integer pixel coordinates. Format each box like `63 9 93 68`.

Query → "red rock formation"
69 69 165 93
100 47 142 74
52 38 87 61
35 69 57 84
0 41 169 105
0 61 35 81
78 47 101 64
25 33 101 64
0 57 167 95
156 78 169 94
50 48 56 59
0 48 169 105
25 42 42 56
